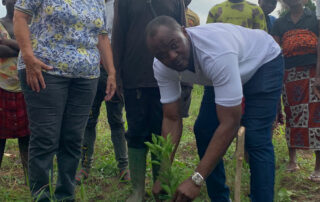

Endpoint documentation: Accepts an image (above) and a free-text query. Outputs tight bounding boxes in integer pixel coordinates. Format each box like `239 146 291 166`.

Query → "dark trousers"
19 70 98 201
82 68 128 171
123 87 163 148
194 55 284 202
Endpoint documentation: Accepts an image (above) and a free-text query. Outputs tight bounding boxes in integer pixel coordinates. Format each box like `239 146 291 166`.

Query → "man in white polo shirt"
146 16 283 202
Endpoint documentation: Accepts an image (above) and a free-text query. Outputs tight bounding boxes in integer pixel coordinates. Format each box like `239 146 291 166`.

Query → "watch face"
192 172 203 186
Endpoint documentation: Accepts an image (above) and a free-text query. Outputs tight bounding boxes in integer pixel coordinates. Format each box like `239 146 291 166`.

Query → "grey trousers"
19 70 98 201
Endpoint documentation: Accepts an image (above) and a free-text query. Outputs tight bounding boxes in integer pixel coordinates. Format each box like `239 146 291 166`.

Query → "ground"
1 85 320 201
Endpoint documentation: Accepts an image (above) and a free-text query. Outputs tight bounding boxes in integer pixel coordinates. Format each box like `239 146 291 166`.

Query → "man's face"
259 0 277 15
147 26 191 72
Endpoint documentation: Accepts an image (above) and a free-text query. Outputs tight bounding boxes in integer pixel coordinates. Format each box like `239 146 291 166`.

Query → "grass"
1 85 320 201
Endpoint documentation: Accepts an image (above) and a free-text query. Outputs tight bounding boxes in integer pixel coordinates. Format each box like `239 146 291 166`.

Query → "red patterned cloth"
283 66 320 149
0 88 30 139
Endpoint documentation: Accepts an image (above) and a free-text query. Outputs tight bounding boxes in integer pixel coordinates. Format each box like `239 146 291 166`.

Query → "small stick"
234 126 245 202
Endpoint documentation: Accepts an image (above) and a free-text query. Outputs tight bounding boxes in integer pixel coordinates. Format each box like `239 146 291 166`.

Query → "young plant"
145 134 185 201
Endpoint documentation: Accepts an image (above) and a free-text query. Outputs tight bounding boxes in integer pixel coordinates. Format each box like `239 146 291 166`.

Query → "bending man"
146 16 283 202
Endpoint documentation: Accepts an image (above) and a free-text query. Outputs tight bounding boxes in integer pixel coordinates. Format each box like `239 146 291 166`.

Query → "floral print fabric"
15 0 107 79
0 23 20 92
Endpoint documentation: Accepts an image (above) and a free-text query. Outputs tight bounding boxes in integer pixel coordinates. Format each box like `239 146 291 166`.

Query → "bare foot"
286 162 300 172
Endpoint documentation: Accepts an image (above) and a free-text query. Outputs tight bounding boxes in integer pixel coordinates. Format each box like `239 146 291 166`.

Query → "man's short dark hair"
146 16 182 39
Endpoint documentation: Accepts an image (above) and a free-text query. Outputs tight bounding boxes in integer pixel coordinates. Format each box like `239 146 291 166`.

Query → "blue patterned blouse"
15 0 107 79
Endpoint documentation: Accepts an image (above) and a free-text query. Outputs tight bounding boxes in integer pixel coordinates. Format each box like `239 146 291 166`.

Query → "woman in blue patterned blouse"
13 0 116 201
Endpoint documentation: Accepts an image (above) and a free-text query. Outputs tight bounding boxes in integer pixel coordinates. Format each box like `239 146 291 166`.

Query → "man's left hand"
172 178 201 202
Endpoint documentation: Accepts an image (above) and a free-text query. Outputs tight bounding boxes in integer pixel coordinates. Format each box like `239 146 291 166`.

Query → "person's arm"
0 38 19 51
13 10 52 92
252 7 267 31
173 105 241 202
0 44 19 57
97 34 116 101
173 53 243 201
112 0 128 93
162 100 183 159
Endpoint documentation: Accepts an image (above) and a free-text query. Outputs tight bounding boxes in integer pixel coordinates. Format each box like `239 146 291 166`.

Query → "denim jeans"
19 70 98 201
194 54 284 202
81 68 128 171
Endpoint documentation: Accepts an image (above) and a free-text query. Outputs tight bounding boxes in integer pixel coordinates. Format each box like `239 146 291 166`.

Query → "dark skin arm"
0 44 18 57
0 38 19 51
153 98 242 201
173 104 241 202
152 100 183 201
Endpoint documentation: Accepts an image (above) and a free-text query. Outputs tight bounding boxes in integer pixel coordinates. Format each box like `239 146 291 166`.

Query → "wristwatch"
191 172 204 186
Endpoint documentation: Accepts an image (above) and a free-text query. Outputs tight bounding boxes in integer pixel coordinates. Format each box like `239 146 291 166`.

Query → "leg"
286 148 299 171
179 84 192 118
0 139 6 168
19 70 68 202
55 78 98 201
18 136 30 184
124 88 154 202
76 76 105 184
106 94 128 173
242 55 284 202
315 151 320 173
310 150 320 181
194 86 230 202
148 88 163 182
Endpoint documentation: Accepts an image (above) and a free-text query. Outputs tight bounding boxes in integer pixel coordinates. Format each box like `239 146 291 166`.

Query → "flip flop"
309 173 320 182
75 168 89 185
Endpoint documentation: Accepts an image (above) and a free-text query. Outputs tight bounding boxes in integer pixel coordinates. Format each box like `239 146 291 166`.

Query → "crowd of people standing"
0 0 320 201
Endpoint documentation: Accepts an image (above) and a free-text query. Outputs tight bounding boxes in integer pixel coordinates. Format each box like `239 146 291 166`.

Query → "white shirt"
153 23 281 107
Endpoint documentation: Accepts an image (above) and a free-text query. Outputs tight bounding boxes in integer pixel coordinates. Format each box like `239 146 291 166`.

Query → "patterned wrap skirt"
0 88 30 139
283 66 320 150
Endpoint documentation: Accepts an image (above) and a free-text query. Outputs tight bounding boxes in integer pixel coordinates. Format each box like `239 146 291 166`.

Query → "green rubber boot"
126 147 148 202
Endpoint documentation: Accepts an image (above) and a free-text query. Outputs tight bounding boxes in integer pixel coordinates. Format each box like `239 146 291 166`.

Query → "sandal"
309 173 320 182
75 168 89 185
119 169 131 182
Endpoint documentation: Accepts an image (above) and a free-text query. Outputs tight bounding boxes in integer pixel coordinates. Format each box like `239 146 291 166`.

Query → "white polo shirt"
153 23 281 107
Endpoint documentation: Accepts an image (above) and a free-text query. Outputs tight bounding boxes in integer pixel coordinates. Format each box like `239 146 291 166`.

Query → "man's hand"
172 178 201 202
105 74 116 101
24 56 52 92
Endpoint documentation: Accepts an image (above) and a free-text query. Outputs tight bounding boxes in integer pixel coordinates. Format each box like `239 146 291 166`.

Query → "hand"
105 74 116 101
313 76 320 99
172 178 201 202
24 56 52 92
152 180 163 202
